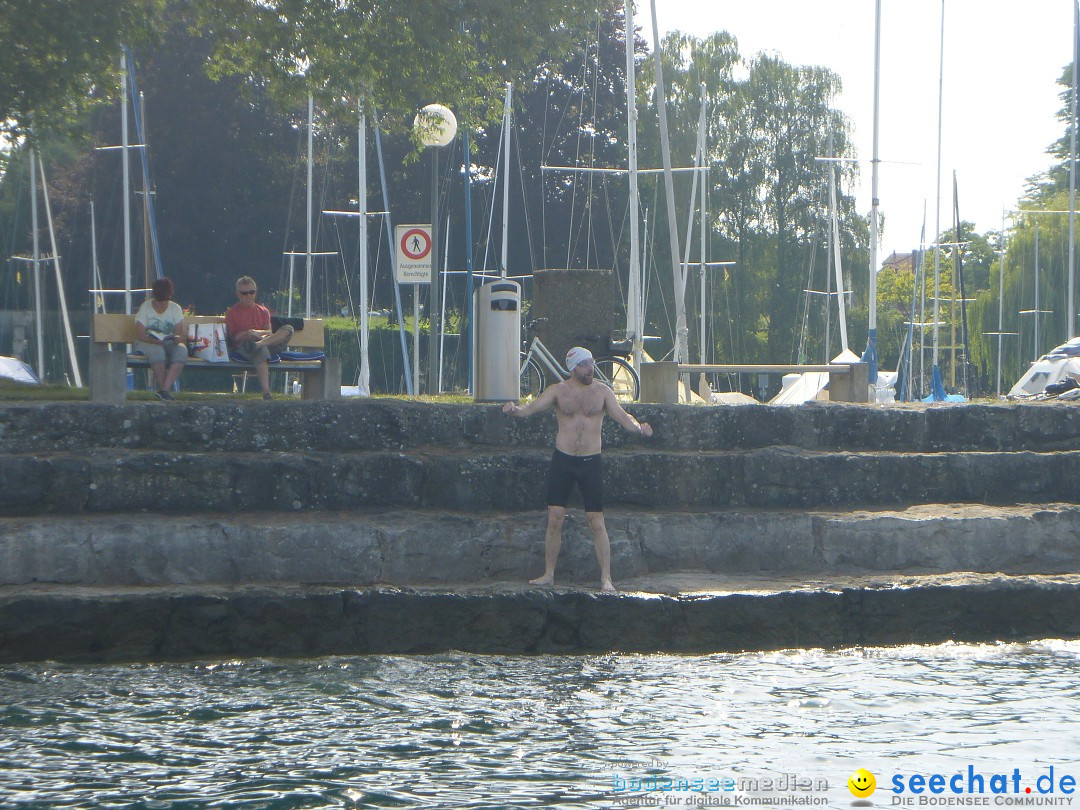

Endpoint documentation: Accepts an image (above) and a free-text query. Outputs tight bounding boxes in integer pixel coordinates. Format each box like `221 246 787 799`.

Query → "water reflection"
2 641 1079 808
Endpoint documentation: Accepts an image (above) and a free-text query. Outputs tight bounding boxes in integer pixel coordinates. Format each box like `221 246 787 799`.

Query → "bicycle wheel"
594 356 639 402
519 354 545 400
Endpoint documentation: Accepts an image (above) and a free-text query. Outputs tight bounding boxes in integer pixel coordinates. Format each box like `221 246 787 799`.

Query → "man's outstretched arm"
602 386 653 436
502 385 558 418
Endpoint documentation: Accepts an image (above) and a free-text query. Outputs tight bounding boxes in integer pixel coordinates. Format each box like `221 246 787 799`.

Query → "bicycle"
519 318 640 402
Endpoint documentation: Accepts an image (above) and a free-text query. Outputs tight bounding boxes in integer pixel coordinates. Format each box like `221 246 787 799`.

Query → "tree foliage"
192 0 612 134
639 35 860 366
0 0 164 142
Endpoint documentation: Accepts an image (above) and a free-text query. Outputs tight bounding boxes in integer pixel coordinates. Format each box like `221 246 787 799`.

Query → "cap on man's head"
565 346 594 372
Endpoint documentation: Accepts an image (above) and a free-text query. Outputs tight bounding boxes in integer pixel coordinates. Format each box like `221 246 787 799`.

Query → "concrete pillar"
89 343 127 403
531 269 613 368
829 362 869 403
302 357 342 400
640 361 680 404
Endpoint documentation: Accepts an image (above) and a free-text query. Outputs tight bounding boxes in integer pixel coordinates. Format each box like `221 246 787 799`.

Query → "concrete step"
4 505 1080 588
3 571 1079 663
4 444 1080 516
4 400 1080 454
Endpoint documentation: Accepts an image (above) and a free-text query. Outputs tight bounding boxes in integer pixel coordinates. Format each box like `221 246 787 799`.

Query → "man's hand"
502 401 520 416
638 422 653 437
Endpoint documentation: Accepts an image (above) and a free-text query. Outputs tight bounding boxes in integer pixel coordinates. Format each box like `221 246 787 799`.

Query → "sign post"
396 224 432 394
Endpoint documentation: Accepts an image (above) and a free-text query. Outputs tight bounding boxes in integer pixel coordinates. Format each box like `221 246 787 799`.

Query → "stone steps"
4 505 1080 588
3 445 1079 515
4 400 1080 453
3 400 1079 662
3 572 1080 663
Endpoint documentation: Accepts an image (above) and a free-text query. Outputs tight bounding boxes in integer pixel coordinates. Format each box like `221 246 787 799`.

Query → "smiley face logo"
848 769 877 798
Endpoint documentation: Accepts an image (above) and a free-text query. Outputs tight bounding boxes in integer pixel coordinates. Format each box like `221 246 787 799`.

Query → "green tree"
193 0 610 133
0 0 164 142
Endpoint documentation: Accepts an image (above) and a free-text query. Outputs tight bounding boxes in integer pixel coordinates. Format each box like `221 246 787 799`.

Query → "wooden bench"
639 361 869 404
89 313 341 402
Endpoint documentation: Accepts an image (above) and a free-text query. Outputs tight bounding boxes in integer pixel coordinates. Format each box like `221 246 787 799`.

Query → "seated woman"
134 276 187 401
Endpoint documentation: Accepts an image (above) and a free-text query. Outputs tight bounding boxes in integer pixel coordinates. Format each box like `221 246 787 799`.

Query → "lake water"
2 641 1079 808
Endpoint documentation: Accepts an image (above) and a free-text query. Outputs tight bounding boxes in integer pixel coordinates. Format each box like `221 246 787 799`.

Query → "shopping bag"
187 322 230 363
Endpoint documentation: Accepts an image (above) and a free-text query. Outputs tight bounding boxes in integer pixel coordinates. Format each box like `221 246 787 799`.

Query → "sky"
646 0 1077 258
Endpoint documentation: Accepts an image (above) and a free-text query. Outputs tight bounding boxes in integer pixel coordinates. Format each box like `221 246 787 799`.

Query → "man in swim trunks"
502 346 653 592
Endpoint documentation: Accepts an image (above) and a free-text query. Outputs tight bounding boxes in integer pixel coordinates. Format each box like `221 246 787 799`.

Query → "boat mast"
38 155 83 387
648 0 687 374
357 110 370 396
697 83 707 365
1069 0 1078 338
625 0 643 368
121 52 133 316
1035 224 1042 359
500 83 512 279
864 0 882 383
828 148 850 353
306 94 314 318
995 213 1008 395
930 0 946 394
29 145 44 379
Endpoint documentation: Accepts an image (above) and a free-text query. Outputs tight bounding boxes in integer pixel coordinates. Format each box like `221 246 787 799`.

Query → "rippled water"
2 641 1079 808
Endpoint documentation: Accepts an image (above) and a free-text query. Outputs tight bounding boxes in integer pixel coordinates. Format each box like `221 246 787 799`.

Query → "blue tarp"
861 330 879 384
922 365 966 402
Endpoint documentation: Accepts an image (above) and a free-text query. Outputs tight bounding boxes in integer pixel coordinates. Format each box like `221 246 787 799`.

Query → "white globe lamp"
414 103 458 148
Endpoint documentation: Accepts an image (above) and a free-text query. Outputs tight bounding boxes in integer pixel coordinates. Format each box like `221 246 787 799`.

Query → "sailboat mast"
121 53 133 316
828 148 849 352
358 110 370 397
500 82 512 278
625 0 643 367
30 146 44 379
1069 0 1078 339
698 83 707 366
38 156 83 387
648 0 687 370
865 0 881 383
140 91 152 292
996 212 1007 395
306 94 314 319
932 0 945 371
1034 223 1041 360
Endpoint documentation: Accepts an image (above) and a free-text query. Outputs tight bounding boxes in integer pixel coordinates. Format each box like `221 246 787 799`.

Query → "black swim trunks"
546 449 604 512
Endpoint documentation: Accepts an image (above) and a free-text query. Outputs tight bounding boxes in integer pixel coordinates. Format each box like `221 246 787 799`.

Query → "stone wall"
3 399 1080 662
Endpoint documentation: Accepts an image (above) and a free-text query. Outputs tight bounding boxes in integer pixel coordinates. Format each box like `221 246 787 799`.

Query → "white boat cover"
0 356 39 385
1007 338 1080 398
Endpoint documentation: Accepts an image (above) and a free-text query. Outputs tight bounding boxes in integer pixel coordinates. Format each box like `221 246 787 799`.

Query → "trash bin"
473 280 521 402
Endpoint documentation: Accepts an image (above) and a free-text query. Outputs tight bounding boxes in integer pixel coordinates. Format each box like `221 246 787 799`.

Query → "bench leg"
90 343 127 403
301 358 341 400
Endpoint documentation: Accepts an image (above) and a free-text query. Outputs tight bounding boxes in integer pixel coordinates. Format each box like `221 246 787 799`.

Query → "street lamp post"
414 103 457 394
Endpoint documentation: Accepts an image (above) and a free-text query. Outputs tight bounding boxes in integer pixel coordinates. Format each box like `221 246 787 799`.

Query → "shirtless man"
502 346 653 592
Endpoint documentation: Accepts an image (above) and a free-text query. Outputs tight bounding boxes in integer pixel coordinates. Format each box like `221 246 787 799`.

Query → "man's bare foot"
601 579 616 593
529 574 555 586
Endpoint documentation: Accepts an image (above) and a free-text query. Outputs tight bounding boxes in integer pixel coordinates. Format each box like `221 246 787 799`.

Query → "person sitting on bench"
134 276 187 401
224 275 294 400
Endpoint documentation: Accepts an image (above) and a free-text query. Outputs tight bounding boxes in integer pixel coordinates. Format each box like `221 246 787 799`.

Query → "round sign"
400 228 431 261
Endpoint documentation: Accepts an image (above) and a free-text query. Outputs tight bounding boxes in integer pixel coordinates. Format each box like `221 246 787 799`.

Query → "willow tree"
966 63 1079 392
640 39 855 365
635 31 739 363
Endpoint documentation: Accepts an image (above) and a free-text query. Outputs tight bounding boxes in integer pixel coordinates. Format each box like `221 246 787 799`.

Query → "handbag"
187 322 230 363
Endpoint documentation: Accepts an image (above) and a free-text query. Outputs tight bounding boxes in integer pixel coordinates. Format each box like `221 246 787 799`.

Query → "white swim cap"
565 346 594 372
